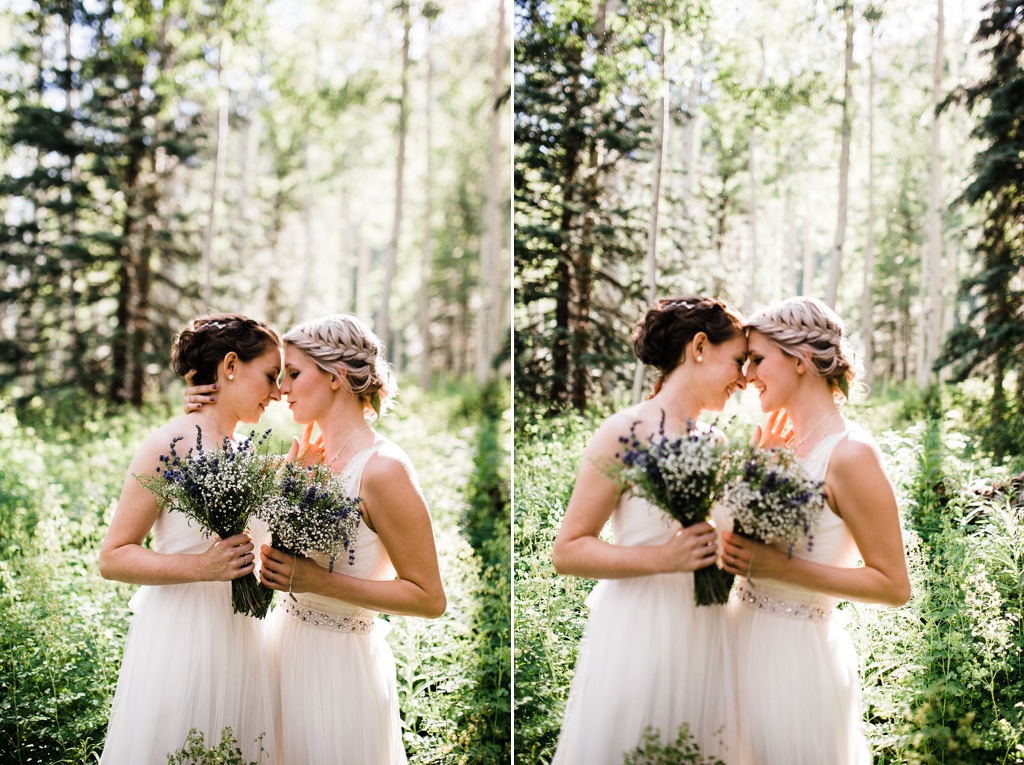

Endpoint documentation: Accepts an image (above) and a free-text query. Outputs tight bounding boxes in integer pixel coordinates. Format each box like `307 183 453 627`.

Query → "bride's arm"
550 416 718 580
722 432 911 607
98 434 256 586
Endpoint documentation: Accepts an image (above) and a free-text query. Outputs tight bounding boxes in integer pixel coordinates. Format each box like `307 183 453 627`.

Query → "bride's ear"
220 352 239 382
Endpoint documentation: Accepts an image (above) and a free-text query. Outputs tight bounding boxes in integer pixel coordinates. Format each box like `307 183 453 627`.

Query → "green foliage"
621 725 726 765
513 406 603 764
936 1 1024 453
165 728 267 765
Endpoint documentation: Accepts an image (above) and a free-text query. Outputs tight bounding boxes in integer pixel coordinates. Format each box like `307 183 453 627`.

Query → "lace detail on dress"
282 599 375 634
734 580 832 623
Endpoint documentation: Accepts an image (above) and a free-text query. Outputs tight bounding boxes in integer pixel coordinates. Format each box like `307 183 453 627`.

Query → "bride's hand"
183 369 218 414
201 533 255 581
721 530 786 579
659 521 718 573
261 544 319 594
286 422 325 465
751 409 795 449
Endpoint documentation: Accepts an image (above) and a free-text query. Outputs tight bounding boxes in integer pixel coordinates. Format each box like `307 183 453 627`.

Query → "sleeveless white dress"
266 443 406 764
100 512 277 764
727 423 871 765
552 493 736 765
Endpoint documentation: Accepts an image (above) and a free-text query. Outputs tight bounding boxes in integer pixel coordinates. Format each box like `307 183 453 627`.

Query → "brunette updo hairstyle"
171 313 281 385
282 314 397 420
745 296 861 401
632 296 745 378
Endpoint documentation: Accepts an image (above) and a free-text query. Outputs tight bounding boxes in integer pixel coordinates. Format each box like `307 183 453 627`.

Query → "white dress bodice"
294 443 396 620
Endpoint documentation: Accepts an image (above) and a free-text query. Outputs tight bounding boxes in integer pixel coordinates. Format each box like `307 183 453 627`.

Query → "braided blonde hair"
746 296 861 401
283 314 397 419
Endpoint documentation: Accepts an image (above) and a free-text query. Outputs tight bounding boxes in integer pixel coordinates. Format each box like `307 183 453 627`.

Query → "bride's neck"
187 409 240 443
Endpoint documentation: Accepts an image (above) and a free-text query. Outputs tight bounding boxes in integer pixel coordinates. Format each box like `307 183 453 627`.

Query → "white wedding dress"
265 442 406 764
551 492 736 765
727 422 871 765
100 512 277 764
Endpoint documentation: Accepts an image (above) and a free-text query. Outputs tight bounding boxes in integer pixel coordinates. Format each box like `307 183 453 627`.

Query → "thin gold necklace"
327 426 370 464
794 411 841 450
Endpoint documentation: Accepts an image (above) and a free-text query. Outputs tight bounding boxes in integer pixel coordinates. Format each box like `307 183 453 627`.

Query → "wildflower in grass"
137 427 277 618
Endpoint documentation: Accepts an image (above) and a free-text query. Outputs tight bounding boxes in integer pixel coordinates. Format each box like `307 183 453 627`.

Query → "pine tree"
940 0 1024 458
0 0 209 407
514 0 650 413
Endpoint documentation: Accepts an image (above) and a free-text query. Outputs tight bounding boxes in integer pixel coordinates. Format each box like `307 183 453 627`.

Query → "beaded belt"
735 581 832 623
281 598 375 634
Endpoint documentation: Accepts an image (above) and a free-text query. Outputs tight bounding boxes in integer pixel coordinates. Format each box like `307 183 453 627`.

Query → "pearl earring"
696 356 703 363
228 374 235 381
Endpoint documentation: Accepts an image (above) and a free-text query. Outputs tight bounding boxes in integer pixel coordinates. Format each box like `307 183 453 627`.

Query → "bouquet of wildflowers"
137 428 278 618
608 416 735 606
260 460 362 581
723 446 827 558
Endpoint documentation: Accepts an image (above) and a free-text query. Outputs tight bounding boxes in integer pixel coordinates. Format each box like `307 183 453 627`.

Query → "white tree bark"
202 37 230 308
826 5 854 308
418 20 435 390
861 29 877 393
918 0 944 387
632 20 670 404
377 2 411 353
476 0 508 383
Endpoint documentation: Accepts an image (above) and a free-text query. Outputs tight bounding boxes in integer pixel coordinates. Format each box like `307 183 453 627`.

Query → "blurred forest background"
0 0 512 763
515 0 1023 457
1 0 510 409
515 1 1024 763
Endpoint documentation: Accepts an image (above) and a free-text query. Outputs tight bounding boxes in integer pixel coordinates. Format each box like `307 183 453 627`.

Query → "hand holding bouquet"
137 428 278 618
723 446 827 557
608 416 735 606
260 460 362 584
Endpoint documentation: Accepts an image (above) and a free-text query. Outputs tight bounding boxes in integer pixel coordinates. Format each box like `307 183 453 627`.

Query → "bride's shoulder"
588 406 659 455
830 424 884 470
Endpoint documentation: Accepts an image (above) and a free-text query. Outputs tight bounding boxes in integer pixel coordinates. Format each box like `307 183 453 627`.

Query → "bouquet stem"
231 572 274 619
693 566 735 606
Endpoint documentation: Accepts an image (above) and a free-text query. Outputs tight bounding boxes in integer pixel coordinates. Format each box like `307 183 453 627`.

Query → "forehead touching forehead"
746 331 777 354
284 344 315 368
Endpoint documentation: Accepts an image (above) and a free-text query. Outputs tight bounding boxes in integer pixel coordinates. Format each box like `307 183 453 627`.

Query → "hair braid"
746 296 860 400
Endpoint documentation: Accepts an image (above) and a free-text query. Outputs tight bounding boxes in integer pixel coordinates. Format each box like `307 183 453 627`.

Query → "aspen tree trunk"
745 36 766 312
235 88 255 268
861 34 877 393
631 20 669 404
356 222 371 321
378 1 411 352
202 37 229 308
801 209 814 295
784 173 797 298
297 138 315 312
419 22 435 390
477 0 507 383
826 4 854 308
919 0 944 387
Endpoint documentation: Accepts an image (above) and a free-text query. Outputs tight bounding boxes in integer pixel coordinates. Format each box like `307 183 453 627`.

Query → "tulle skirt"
100 581 276 765
266 599 406 764
552 571 736 765
729 581 870 765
